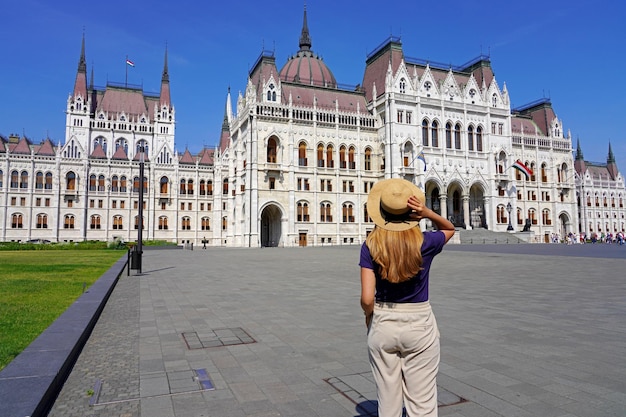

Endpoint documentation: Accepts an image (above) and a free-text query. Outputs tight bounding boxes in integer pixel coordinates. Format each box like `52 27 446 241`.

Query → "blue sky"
1 0 624 171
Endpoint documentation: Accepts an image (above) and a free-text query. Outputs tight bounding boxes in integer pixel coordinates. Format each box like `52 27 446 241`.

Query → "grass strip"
0 250 124 370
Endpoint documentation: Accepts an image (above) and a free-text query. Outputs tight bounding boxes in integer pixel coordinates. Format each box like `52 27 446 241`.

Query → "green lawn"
0 250 124 370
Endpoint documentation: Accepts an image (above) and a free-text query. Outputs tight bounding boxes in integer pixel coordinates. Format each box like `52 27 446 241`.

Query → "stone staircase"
455 228 527 244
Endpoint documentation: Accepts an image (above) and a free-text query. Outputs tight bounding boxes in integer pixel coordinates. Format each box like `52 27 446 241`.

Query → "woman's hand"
408 195 431 221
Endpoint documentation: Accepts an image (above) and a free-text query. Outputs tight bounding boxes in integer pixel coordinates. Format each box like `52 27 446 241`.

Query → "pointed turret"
607 142 618 179
299 5 312 51
160 46 171 107
73 33 88 99
574 138 586 175
226 87 232 124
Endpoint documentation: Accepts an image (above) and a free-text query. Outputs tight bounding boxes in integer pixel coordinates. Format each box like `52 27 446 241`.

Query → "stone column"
463 195 471 229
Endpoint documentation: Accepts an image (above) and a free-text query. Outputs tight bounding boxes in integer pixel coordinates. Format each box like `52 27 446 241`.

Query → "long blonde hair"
366 226 424 283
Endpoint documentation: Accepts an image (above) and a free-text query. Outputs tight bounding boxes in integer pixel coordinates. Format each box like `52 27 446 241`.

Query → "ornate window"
201 217 210 231
66 172 76 190
160 176 169 194
36 214 48 229
267 137 277 163
90 215 101 229
399 78 406 94
445 123 452 149
326 144 334 168
297 202 310 222
223 178 229 195
317 144 325 167
342 203 355 223
64 214 75 229
422 119 429 146
476 126 483 151
339 145 347 169
45 172 53 189
36 172 44 189
467 126 474 151
431 121 439 147
158 216 168 230
20 171 28 189
364 148 372 171
454 123 462 149
11 213 23 229
135 216 145 230
320 202 332 222
298 141 307 166
113 215 123 230
120 176 127 192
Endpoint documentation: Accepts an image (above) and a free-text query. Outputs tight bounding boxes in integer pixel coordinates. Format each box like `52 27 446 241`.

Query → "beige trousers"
367 301 440 417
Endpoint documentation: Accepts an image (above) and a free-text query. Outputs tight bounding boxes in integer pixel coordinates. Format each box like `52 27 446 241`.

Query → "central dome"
278 8 337 88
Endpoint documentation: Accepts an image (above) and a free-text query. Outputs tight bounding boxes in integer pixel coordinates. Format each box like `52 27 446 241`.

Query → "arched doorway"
469 184 486 228
559 212 571 238
261 204 282 247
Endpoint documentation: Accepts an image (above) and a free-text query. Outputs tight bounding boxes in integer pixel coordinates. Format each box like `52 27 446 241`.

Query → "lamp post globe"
506 202 514 231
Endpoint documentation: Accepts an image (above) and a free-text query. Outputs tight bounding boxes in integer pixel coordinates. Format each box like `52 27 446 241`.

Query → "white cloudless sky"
1 0 624 170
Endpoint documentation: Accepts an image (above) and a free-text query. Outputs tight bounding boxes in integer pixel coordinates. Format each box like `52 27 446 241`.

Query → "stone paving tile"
48 245 626 416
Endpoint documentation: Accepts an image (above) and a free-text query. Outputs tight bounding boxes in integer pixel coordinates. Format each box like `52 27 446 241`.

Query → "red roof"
111 145 129 160
90 143 107 159
36 139 56 156
179 149 195 164
198 148 215 165
10 137 31 154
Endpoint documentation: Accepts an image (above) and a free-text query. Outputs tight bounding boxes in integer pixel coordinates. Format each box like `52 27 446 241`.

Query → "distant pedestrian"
202 237 207 249
359 179 455 417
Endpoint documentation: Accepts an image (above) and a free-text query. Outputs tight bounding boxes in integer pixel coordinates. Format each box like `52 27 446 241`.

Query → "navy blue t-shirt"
359 231 446 303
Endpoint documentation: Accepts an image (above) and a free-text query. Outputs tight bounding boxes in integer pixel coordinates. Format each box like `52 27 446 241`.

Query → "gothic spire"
575 138 584 160
299 4 312 51
72 33 88 99
78 32 87 73
607 142 615 163
160 45 171 107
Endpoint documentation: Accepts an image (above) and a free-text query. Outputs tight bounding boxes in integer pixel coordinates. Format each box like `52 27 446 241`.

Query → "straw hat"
367 178 425 231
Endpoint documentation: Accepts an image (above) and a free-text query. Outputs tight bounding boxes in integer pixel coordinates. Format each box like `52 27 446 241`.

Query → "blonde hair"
366 226 424 283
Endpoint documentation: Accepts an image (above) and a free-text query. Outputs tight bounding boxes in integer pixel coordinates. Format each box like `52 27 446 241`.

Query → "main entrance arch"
260 204 282 247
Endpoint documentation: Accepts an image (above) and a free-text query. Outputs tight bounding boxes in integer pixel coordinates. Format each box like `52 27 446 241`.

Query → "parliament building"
1 9 623 247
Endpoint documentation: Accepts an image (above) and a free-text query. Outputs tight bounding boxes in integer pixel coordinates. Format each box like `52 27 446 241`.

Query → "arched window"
445 123 452 149
317 144 325 167
528 208 537 225
89 174 97 191
45 172 53 189
541 163 548 183
136 140 149 157
342 203 355 223
492 94 498 107
320 202 332 222
363 203 373 223
0 169 3 188
542 209 551 225
348 146 356 169
326 144 334 168
98 175 105 191
36 172 44 189
339 145 347 169
530 162 536 182
222 178 229 195
517 208 523 225
187 179 194 195
431 121 439 147
467 126 474 151
422 119 429 146
222 216 227 231
201 217 210 230
113 215 123 230
120 176 127 192
135 216 145 230
454 123 462 149
160 176 169 194
158 216 168 230
496 205 506 224
36 214 48 229
199 179 206 196
476 126 483 151
180 179 186 194
364 148 372 171
10 170 18 188
64 214 75 229
133 176 140 193
267 137 277 163
66 172 76 190
111 176 119 192
399 78 406 94
11 214 23 229
115 138 128 153
297 202 310 222
298 141 307 166
207 180 213 196
94 136 107 153
90 215 101 229
20 171 28 189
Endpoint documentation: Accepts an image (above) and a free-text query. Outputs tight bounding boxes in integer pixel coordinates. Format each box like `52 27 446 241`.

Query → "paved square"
49 244 626 417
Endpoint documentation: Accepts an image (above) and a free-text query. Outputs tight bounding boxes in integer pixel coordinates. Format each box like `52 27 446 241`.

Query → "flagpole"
125 55 128 87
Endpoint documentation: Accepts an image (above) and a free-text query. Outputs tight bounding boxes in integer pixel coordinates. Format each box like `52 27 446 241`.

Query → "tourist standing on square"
359 178 455 417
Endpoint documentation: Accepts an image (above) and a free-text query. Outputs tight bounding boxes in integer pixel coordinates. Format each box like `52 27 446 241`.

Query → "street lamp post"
506 202 514 232
137 146 144 274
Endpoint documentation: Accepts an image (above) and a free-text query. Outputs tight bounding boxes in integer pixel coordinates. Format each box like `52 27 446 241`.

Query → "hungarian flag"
126 59 135 67
512 159 532 179
417 151 427 172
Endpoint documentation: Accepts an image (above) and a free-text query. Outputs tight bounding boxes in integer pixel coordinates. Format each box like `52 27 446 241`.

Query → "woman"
360 178 455 417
